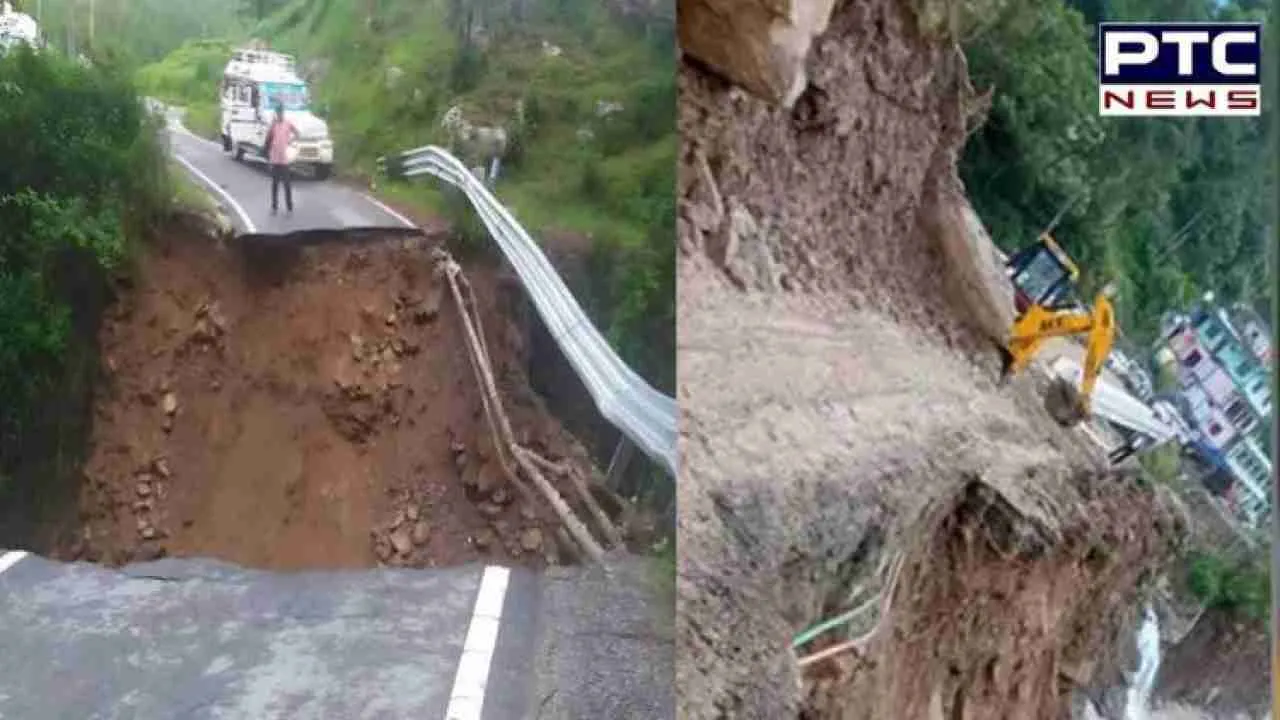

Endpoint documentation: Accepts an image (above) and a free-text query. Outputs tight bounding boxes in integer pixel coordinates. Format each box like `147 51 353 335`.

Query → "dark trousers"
271 163 293 211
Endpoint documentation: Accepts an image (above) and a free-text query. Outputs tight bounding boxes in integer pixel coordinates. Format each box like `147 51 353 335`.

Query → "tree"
240 0 290 23
960 0 1271 345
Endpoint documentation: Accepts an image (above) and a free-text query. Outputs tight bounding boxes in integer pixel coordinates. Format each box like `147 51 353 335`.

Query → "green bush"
135 38 234 109
0 48 167 427
1186 550 1270 622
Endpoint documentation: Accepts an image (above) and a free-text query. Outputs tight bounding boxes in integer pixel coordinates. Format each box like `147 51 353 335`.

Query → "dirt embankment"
53 219 610 571
676 0 1181 718
1154 609 1270 719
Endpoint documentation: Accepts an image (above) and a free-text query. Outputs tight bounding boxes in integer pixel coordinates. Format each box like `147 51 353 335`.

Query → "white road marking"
0 551 29 576
361 193 418 229
173 154 257 234
444 565 511 720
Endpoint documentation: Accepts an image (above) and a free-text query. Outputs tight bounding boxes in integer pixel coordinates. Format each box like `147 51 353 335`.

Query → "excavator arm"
1076 295 1116 415
1002 292 1116 425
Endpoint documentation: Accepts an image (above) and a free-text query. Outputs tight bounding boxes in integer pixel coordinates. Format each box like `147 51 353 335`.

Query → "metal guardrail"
378 146 677 478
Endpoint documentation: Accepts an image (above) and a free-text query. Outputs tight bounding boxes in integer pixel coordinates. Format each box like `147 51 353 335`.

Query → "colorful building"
1156 299 1273 527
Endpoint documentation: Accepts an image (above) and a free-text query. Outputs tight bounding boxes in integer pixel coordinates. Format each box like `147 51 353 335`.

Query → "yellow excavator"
999 234 1116 427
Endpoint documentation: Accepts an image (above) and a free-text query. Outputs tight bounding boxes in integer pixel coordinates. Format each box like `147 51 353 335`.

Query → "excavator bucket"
1043 376 1089 427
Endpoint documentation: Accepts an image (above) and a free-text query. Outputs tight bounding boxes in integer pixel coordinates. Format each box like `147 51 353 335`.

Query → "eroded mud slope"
56 222 599 571
676 0 1180 717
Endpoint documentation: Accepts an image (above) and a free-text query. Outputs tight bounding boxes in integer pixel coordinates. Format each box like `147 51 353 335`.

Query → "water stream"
1124 605 1162 720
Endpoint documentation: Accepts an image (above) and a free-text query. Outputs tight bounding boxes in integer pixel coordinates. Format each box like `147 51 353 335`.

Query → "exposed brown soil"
803 477 1180 720
1155 610 1270 719
676 0 1183 718
55 221 602 571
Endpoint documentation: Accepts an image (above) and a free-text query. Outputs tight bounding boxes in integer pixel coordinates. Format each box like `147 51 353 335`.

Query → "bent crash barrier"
378 146 678 480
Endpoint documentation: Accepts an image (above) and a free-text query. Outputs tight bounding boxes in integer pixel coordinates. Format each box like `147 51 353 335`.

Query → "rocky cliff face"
676 0 1183 717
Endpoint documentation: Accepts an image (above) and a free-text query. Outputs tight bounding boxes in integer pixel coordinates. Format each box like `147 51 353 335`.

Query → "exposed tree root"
437 251 612 563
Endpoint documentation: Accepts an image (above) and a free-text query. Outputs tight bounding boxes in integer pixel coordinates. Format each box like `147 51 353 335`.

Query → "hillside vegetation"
959 0 1271 345
10 0 243 63
137 0 677 393
0 48 170 536
134 39 233 138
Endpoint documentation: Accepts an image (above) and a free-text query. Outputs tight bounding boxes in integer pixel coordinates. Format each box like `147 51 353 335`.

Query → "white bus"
219 47 334 179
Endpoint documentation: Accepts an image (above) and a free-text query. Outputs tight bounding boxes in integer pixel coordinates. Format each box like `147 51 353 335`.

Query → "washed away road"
0 110 674 719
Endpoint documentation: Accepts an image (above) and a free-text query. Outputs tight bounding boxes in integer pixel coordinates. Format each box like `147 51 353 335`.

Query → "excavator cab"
1006 234 1081 313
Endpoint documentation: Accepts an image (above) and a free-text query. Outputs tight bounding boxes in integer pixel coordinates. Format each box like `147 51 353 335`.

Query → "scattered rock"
478 502 503 519
492 488 511 506
405 505 420 522
135 481 153 498
135 544 165 561
162 417 173 433
65 538 86 561
162 392 179 416
473 528 498 550
385 312 398 327
415 284 444 324
390 528 412 556
595 99 625 117
520 527 544 553
474 461 502 496
132 500 152 513
189 301 228 346
385 65 404 88
152 458 171 479
1059 657 1095 686
411 521 431 546
140 525 157 540
374 537 393 563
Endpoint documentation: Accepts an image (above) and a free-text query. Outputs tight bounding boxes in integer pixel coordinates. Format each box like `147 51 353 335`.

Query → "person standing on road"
264 103 299 214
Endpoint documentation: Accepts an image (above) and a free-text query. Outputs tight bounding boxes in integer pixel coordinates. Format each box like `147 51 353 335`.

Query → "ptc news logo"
1099 22 1262 116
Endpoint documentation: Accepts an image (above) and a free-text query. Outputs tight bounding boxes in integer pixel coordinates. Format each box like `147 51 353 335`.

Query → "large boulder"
440 105 509 165
678 0 839 108
923 181 1017 345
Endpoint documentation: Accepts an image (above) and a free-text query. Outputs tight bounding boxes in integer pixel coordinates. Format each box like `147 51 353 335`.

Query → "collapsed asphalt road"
0 550 673 719
0 107 676 720
163 109 414 236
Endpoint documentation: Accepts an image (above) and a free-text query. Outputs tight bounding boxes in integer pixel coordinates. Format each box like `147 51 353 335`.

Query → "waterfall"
1125 605 1162 720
